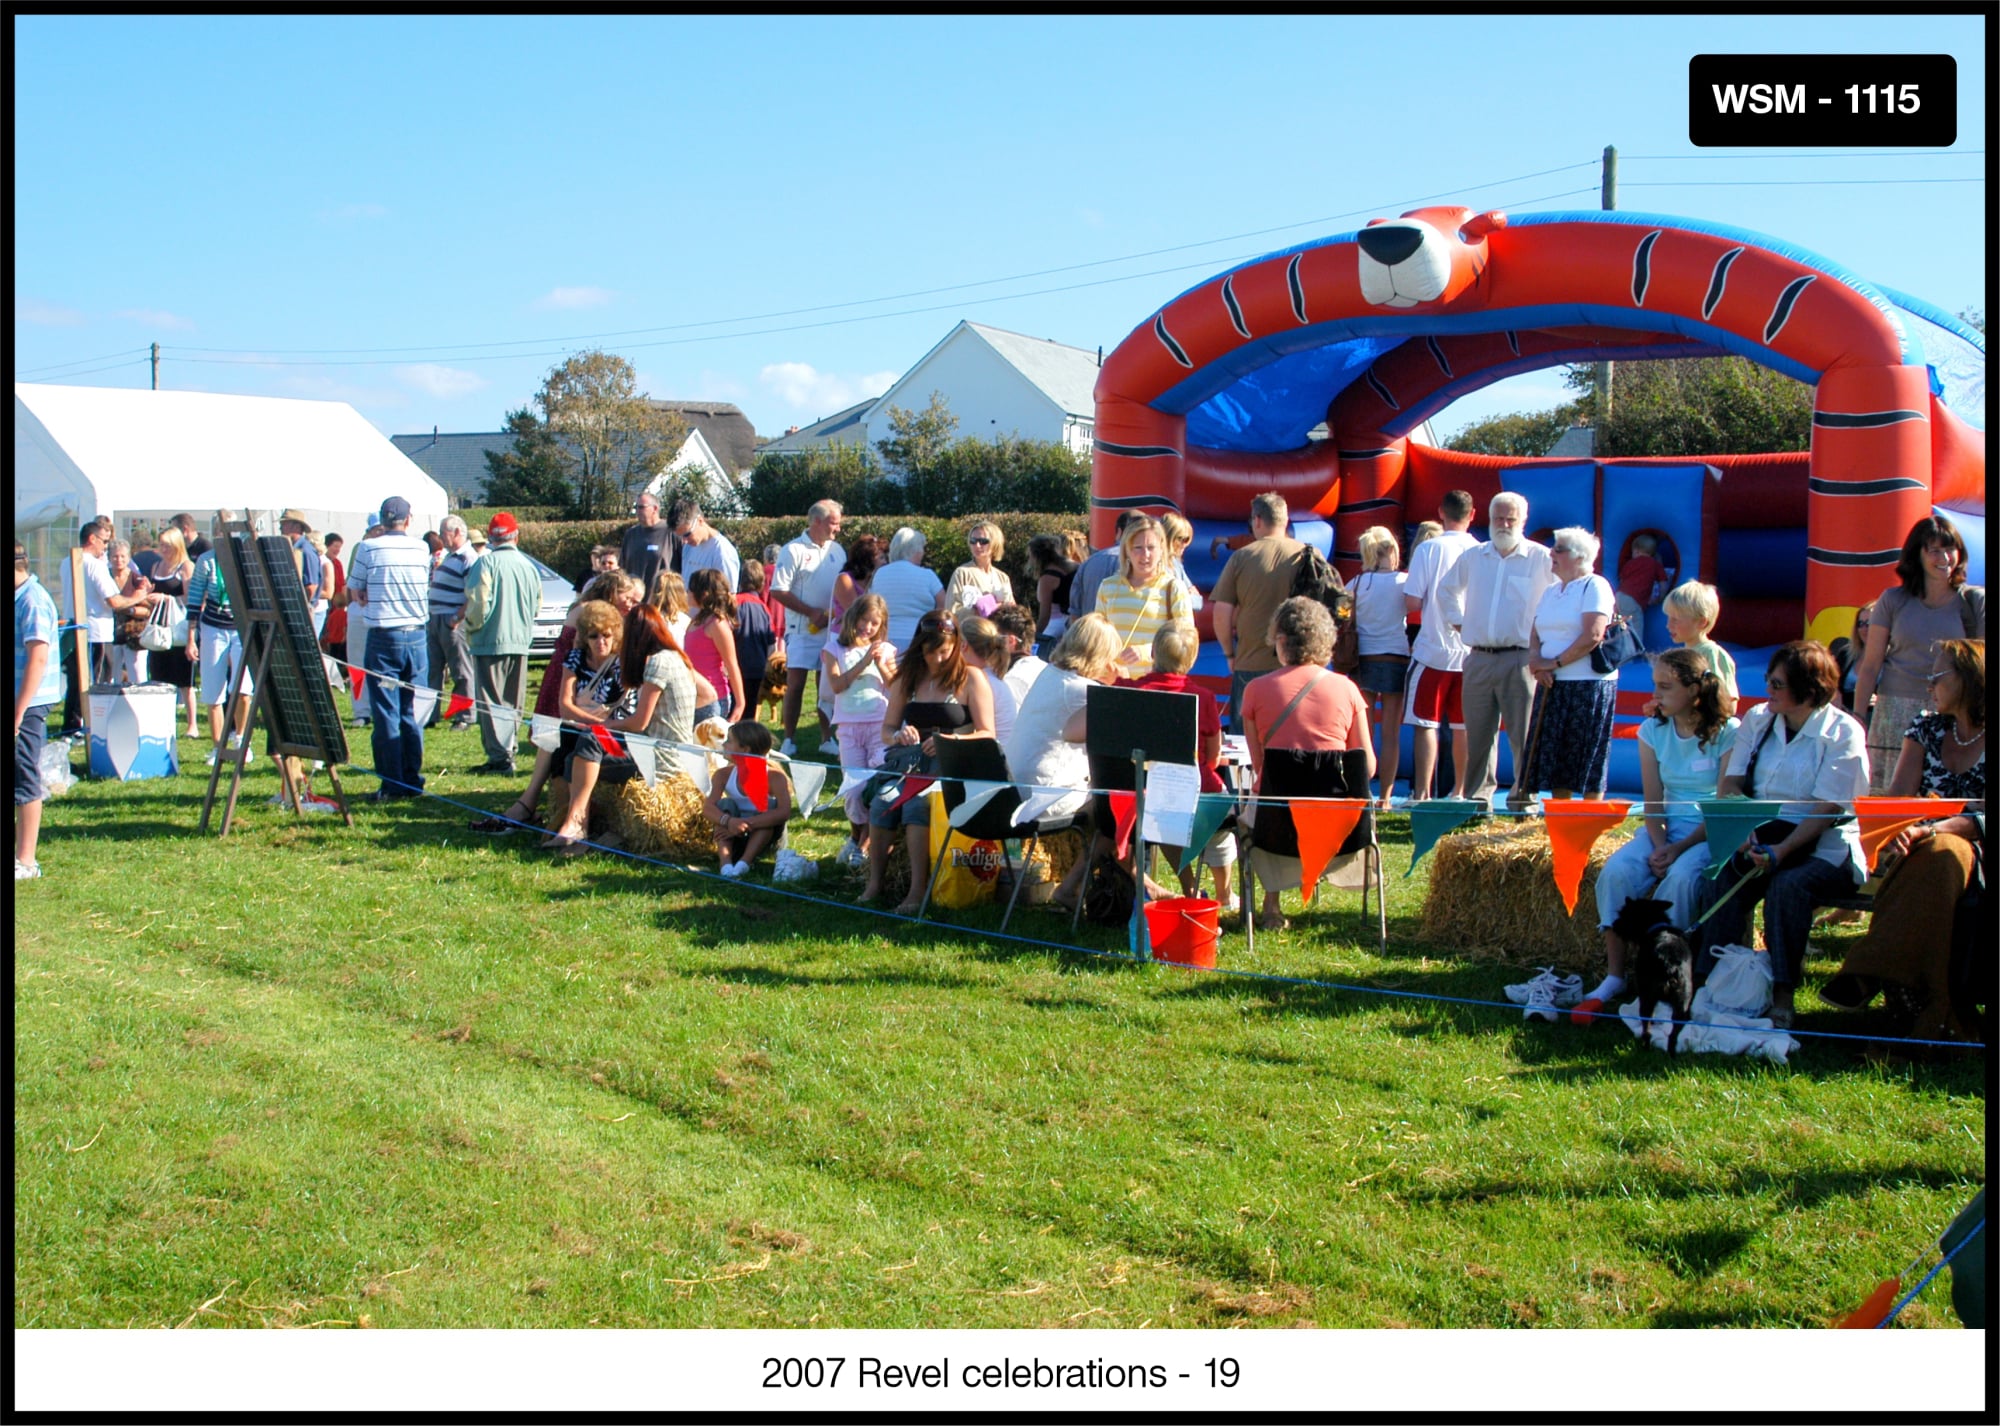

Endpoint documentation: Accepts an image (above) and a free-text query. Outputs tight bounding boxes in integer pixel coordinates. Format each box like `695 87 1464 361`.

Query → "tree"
1565 356 1812 456
481 407 573 508
874 390 959 486
744 443 896 517
1958 306 1984 335
534 350 688 520
1442 400 1587 457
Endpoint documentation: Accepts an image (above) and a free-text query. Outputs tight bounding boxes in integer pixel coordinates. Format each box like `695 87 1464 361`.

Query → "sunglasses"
968 537 991 547
918 615 956 631
1766 677 1789 691
1925 670 1954 684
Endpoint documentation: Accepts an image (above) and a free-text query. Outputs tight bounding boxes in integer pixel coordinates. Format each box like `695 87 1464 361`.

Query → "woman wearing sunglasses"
945 520 1014 616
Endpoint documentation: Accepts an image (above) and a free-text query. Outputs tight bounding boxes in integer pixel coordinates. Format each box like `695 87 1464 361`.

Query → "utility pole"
1594 146 1617 430
150 342 160 390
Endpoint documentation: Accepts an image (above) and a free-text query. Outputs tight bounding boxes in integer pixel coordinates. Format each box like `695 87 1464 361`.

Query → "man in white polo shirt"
1436 490 1554 812
768 499 845 757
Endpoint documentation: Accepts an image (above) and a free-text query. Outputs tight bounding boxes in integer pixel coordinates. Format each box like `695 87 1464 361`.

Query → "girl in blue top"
1574 648 1739 1022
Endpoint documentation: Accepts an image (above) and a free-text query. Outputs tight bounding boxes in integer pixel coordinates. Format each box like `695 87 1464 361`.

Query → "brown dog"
758 641 788 721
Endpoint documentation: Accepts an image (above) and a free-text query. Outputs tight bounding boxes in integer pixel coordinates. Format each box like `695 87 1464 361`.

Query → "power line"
15 357 146 382
164 189 1619 373
165 161 1605 359
15 346 151 379
1623 176 1984 187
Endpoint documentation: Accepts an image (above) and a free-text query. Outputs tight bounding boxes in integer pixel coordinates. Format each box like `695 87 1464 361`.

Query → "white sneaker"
15 860 42 880
834 838 866 869
1508 967 1583 1010
299 797 338 815
267 794 289 808
206 747 221 766
1524 977 1562 1022
226 732 243 751
720 861 747 879
779 738 797 757
1219 893 1241 915
239 747 256 766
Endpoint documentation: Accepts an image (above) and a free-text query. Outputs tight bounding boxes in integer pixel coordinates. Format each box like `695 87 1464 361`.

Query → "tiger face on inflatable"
1355 205 1506 309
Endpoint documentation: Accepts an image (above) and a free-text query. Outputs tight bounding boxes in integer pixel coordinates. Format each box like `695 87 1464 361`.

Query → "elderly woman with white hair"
870 526 947 653
1523 526 1618 798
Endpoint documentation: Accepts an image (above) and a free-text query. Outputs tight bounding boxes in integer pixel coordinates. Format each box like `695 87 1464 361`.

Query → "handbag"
139 596 184 653
1590 613 1646 675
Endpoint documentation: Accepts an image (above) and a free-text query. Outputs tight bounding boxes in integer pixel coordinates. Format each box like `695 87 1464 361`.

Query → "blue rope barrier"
1879 1217 1985 1327
310 759 1982 1052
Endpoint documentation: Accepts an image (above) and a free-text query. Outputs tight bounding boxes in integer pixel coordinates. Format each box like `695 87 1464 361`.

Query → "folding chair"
916 736 1082 931
1242 746 1387 951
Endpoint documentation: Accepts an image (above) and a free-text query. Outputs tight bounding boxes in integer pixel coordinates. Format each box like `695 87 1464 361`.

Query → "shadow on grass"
1400 1159 1970 1213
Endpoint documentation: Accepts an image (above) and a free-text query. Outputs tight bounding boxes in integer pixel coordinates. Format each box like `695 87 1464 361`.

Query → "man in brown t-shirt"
1211 491 1306 730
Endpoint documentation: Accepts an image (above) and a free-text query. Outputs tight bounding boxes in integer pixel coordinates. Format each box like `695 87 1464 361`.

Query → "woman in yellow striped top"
1095 515 1192 679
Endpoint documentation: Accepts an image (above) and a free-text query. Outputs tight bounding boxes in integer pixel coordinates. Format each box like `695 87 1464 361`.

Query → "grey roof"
647 400 759 474
962 322 1100 418
390 431 516 504
1546 424 1597 458
755 399 874 457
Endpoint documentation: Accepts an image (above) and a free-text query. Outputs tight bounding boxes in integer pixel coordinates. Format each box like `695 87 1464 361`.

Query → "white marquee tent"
14 383 450 581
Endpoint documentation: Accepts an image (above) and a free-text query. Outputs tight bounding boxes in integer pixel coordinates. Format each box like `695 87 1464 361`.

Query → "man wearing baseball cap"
460 512 541 775
346 496 431 799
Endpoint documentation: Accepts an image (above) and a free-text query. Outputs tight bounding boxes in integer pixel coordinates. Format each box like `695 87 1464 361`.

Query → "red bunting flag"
591 724 626 758
349 665 366 699
1836 1276 1903 1329
732 753 770 811
1542 800 1634 914
1292 799 1369 904
1106 790 1138 859
446 692 475 719
1851 796 1945 873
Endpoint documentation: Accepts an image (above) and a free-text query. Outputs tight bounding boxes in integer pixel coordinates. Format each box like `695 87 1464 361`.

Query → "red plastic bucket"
1145 897 1220 968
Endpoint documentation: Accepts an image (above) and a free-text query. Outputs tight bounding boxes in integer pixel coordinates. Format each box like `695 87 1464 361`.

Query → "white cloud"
394 363 487 399
114 307 195 331
758 362 898 414
17 298 85 327
533 286 614 311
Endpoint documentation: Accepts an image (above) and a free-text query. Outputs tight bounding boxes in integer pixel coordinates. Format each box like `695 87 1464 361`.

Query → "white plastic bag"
772 848 818 883
38 739 75 799
1702 943 1774 1018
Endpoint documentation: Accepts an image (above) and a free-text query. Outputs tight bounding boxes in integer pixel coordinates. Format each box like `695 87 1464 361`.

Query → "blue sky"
14 13 1987 444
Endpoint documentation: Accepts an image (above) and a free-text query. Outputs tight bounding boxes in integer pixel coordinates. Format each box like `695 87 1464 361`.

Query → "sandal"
470 801 533 835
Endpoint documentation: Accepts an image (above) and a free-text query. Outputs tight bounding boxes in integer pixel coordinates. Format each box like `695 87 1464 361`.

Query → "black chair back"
935 735 1029 840
1250 747 1373 858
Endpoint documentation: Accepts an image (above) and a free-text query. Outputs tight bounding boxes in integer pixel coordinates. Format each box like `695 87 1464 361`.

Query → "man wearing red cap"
461 511 541 774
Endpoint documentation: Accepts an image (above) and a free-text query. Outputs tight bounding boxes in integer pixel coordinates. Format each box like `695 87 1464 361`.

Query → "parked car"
527 553 574 656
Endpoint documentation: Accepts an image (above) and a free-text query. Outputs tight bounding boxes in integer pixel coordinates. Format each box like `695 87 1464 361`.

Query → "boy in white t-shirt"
821 594 898 867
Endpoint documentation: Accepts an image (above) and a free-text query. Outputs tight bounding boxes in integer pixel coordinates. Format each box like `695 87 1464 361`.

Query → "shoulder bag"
1590 612 1646 675
139 595 184 653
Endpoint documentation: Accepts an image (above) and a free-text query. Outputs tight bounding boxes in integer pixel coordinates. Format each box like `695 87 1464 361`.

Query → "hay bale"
608 774 715 862
1419 819 1632 973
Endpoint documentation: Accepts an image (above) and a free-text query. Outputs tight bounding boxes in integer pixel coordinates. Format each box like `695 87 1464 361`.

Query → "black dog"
1612 896 1695 1056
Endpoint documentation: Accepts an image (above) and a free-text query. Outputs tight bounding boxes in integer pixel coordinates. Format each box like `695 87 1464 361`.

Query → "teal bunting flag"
1404 798 1485 876
1697 799 1788 879
1176 794 1239 872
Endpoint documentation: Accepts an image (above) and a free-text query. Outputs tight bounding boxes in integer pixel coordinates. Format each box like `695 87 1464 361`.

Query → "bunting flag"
671 745 714 795
1852 796 1947 873
783 759 827 819
886 775 934 812
529 714 563 753
411 686 440 728
1106 790 1138 859
489 705 519 747
591 724 626 758
838 766 877 800
1697 799 1788 878
733 754 769 811
1176 794 1238 872
1543 800 1634 914
348 665 366 699
1011 785 1076 828
948 780 1010 830
1292 799 1369 903
627 734 660 788
446 692 475 719
1404 798 1485 876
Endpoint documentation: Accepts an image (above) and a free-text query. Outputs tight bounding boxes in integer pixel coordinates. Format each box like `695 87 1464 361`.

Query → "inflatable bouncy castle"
1091 206 1986 794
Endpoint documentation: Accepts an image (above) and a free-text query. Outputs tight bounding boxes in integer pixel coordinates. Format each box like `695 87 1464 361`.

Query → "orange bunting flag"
1542 800 1633 914
1292 799 1369 904
1852 796 1945 873
1107 790 1138 859
1836 1276 1902 1329
732 754 769 812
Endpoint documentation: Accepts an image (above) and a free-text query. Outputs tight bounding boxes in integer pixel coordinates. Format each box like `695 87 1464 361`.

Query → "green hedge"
453 505 565 529
519 513 1091 593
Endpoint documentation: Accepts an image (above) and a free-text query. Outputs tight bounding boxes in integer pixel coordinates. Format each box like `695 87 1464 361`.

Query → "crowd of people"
16 489 1986 1044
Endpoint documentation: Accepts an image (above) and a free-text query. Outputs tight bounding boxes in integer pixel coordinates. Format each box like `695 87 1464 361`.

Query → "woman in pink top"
685 568 744 722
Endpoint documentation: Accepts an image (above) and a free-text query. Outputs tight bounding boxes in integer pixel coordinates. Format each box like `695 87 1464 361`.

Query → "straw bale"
1419 819 1634 973
608 774 716 862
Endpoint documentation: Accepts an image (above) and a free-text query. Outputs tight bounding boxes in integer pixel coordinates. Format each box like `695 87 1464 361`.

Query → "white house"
863 321 1099 457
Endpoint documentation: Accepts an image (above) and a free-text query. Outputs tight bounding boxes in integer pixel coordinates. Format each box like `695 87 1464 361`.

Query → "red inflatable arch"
1092 205 1986 645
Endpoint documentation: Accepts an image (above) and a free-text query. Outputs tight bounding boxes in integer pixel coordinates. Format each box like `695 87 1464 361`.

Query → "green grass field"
13 695 1985 1330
